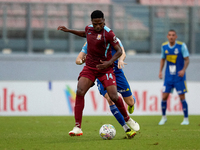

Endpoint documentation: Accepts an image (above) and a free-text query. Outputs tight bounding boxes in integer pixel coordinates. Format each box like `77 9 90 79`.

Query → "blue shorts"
97 69 132 97
163 80 188 95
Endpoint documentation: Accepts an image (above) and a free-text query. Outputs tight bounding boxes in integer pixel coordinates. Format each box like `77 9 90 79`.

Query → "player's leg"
75 77 93 127
104 93 130 130
105 86 129 129
104 93 125 122
176 81 189 125
97 77 130 132
69 77 93 136
104 93 139 131
179 94 189 125
114 72 140 131
99 70 136 138
158 82 171 125
115 72 135 114
158 92 169 125
69 67 95 136
123 96 140 131
106 85 136 138
125 96 135 114
97 79 139 131
98 70 128 116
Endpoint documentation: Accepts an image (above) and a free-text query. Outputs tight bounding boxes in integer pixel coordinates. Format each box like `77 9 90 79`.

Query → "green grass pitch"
0 115 200 150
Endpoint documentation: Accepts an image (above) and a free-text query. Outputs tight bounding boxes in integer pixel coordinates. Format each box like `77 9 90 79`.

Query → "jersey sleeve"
81 42 87 54
117 38 123 47
107 30 119 47
161 46 165 59
181 43 189 58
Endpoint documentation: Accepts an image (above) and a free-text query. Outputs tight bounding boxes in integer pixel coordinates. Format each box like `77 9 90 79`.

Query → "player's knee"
76 88 85 96
109 94 118 102
179 94 185 100
129 100 134 107
162 93 169 100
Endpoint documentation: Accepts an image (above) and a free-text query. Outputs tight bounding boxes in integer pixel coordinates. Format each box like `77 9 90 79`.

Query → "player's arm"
76 42 87 65
111 44 123 63
118 44 127 69
178 57 189 77
159 58 165 79
178 43 190 77
96 43 122 70
76 52 87 65
57 26 86 37
96 33 122 70
159 46 165 79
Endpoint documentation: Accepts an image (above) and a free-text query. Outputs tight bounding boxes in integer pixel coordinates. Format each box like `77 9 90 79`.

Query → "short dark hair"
168 29 176 33
91 10 104 20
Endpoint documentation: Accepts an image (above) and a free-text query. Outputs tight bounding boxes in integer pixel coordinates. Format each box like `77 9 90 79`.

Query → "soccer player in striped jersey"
158 29 189 125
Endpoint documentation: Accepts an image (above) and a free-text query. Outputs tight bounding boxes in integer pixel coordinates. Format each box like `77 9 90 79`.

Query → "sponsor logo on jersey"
166 55 177 63
113 36 117 43
174 48 179 54
97 34 102 40
169 65 176 75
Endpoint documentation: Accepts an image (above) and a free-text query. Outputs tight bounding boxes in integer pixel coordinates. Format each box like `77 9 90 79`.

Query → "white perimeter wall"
0 81 199 116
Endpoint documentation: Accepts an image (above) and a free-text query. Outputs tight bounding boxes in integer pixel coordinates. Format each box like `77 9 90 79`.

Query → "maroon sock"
74 95 84 128
115 97 130 122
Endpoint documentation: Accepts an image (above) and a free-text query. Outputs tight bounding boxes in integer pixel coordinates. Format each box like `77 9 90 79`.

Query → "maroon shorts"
78 66 117 88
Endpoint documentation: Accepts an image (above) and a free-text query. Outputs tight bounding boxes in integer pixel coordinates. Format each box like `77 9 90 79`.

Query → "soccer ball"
99 124 116 140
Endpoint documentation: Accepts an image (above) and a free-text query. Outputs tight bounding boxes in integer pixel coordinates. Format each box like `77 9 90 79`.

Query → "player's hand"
57 26 70 32
178 70 185 77
159 72 162 79
118 60 127 69
96 60 112 70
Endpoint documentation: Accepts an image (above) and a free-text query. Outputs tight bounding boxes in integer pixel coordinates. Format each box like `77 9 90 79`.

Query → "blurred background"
0 0 200 81
0 0 200 116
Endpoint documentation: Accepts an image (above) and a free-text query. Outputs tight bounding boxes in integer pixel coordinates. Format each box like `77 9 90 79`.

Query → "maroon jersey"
85 25 119 70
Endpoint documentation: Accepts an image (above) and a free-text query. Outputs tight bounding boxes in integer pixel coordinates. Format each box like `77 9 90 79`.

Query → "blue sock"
181 99 188 118
161 100 167 116
110 104 126 126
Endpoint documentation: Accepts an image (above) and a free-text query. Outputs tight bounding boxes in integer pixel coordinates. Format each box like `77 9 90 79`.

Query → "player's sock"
115 97 130 122
110 104 126 127
74 95 84 128
161 100 167 116
181 99 188 118
123 124 130 132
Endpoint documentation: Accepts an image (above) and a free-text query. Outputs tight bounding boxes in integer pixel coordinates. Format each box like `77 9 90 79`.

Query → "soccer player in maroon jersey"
58 10 136 138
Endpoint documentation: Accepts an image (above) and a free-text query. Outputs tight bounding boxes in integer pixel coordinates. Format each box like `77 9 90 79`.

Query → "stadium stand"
139 0 200 6
0 0 111 4
1 0 198 53
112 0 138 4
0 0 148 32
0 0 150 53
